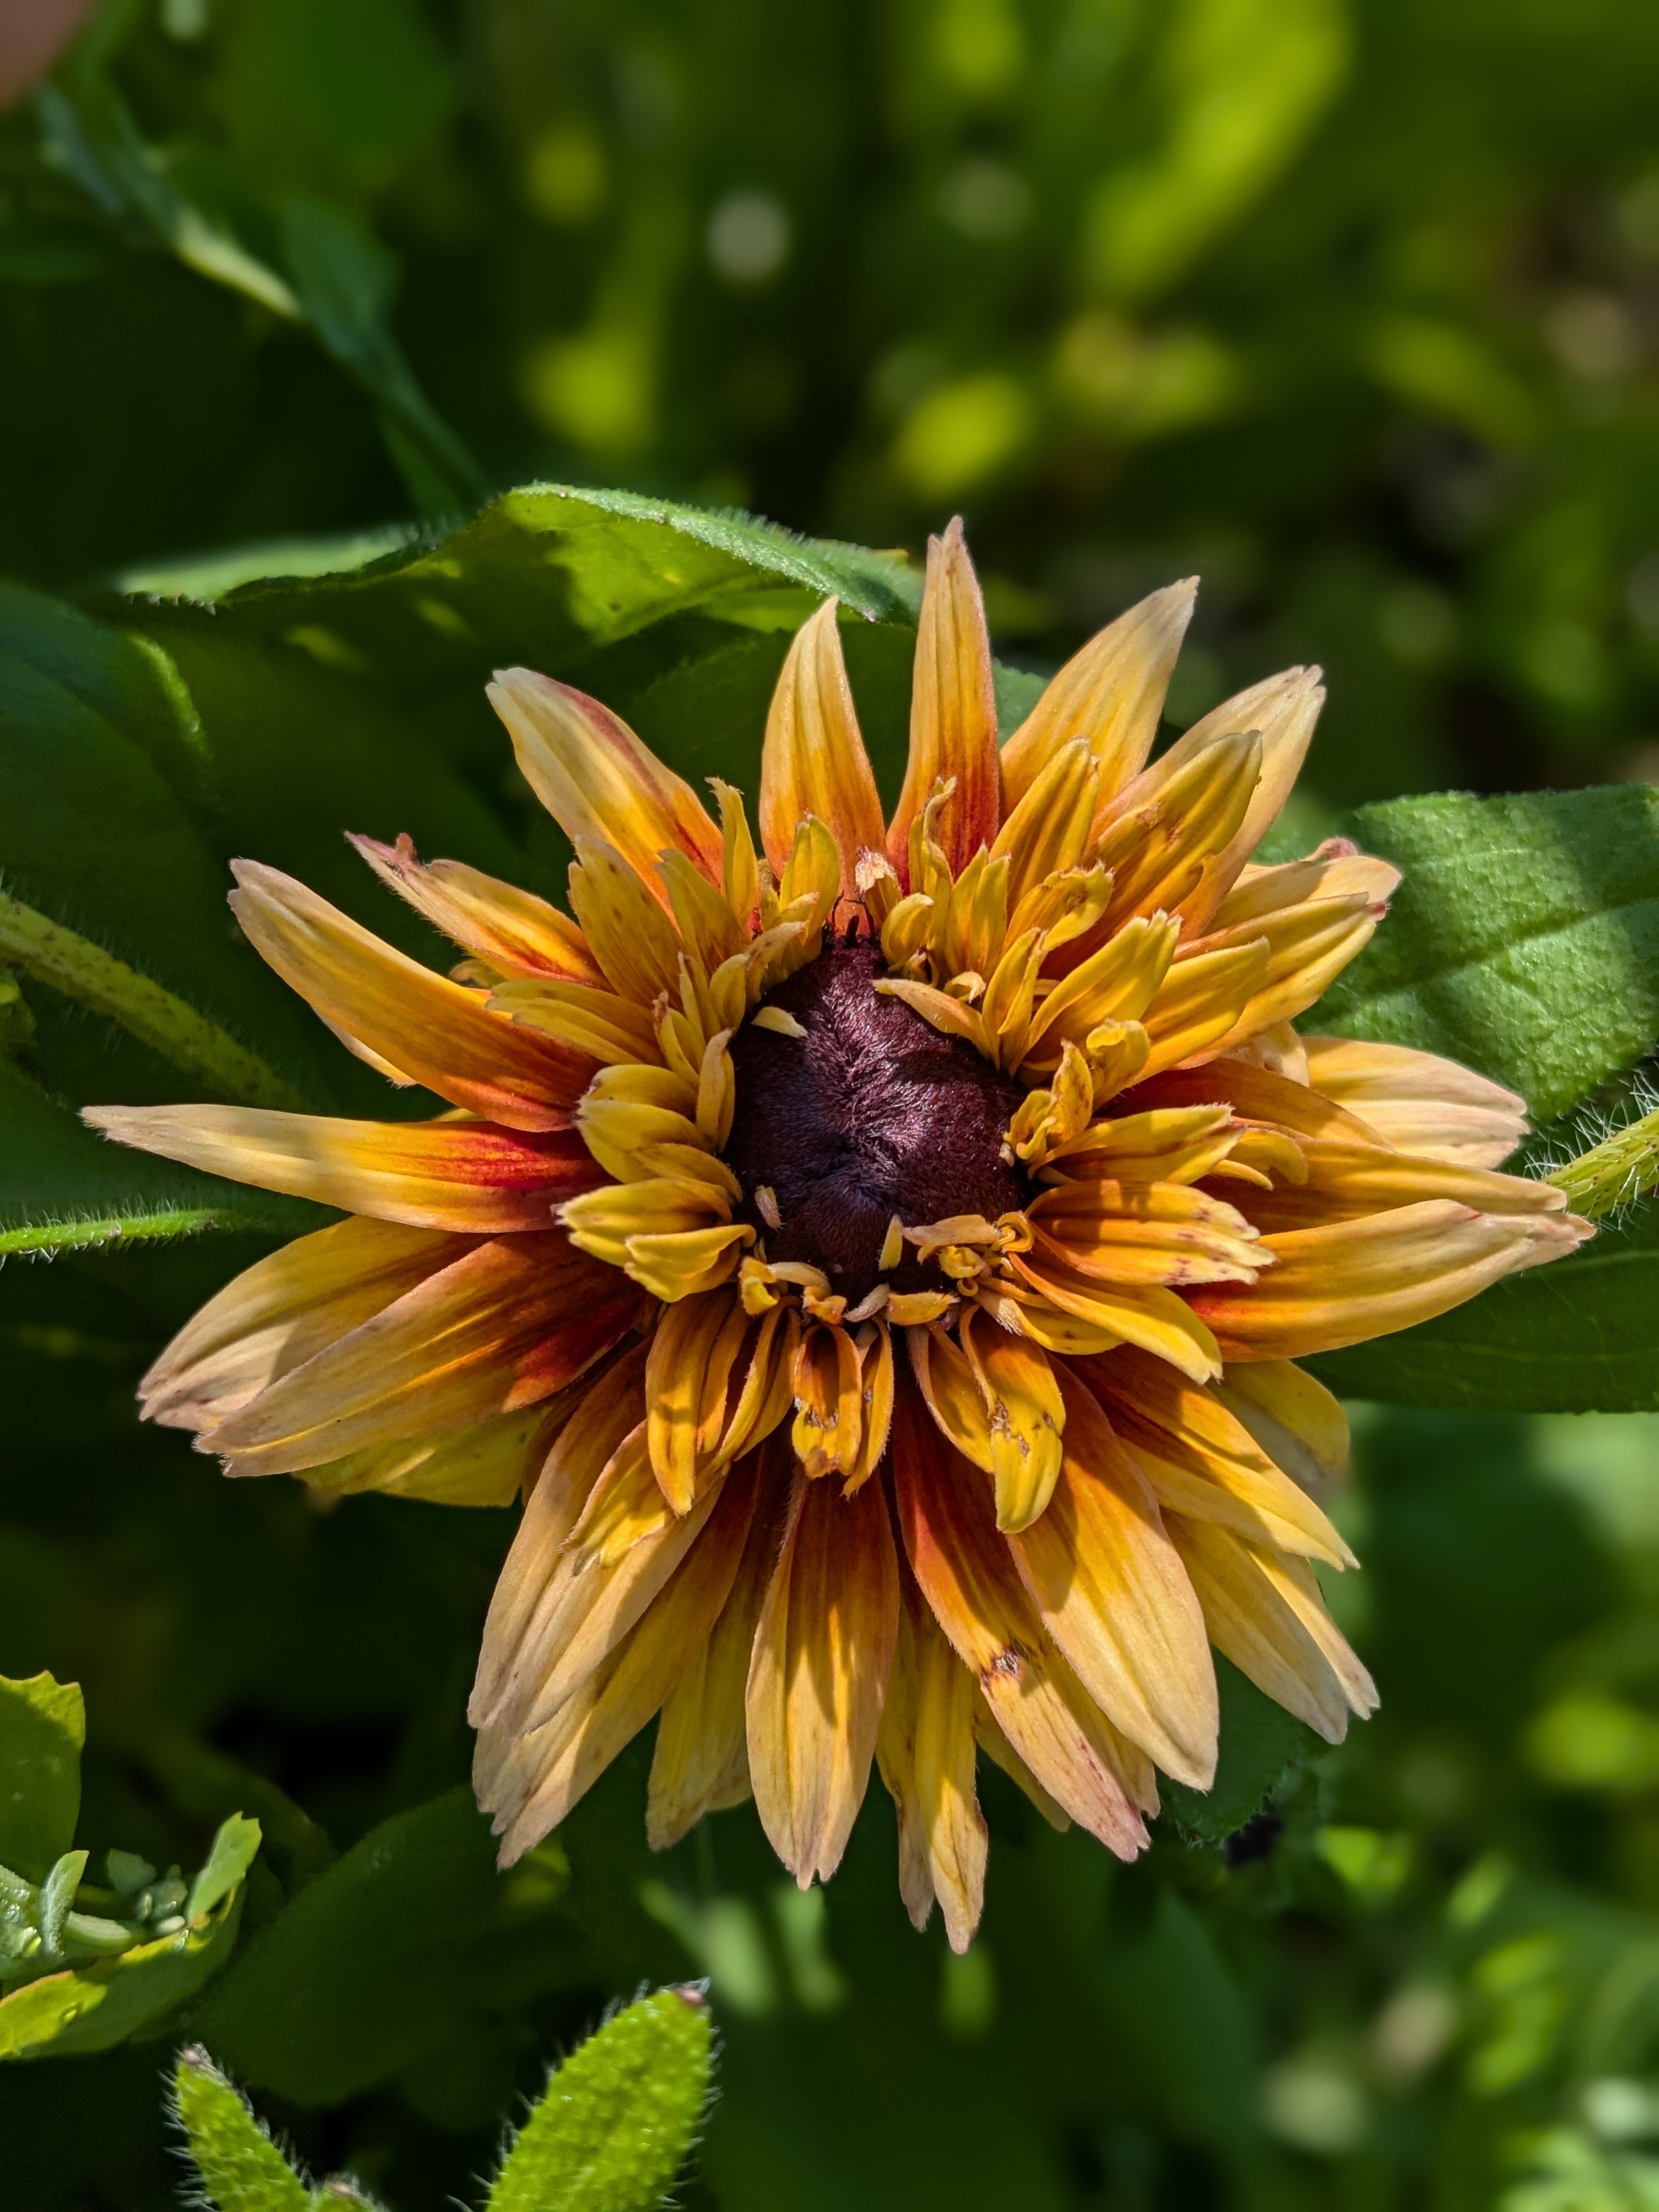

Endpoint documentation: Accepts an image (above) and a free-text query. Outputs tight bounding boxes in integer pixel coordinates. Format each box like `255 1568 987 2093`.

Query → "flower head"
88 522 1590 1948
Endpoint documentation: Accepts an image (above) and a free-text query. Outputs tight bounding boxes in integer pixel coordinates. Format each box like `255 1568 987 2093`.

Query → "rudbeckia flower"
88 523 1590 1949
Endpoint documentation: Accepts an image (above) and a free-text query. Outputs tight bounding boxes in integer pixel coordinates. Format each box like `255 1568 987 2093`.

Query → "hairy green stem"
1547 1105 1659 1222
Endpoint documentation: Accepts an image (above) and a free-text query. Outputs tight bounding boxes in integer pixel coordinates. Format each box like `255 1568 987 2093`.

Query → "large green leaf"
1160 1657 1319 1846
1310 1204 1659 1413
1317 787 1659 1122
192 1787 582 2106
0 1675 83 1886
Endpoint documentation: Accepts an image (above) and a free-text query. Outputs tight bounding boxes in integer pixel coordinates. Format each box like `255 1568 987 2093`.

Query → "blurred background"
5 1 1659 2206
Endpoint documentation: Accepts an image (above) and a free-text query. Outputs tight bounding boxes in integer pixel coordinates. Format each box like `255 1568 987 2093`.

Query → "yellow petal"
478 1456 760 1863
959 1311 1066 1534
647 1456 791 1848
1089 731 1261 930
1008 1249 1223 1381
1166 1513 1376 1745
1302 1035 1529 1168
1084 1348 1353 1567
1226 1133 1570 1234
989 740 1099 911
200 1233 640 1476
487 669 724 899
1000 578 1197 810
229 862 591 1131
1027 1177 1265 1289
1189 1198 1593 1360
85 1105 600 1234
1136 939 1270 1079
1022 913 1178 1067
566 840 685 1007
760 597 887 919
625 1223 754 1302
1171 666 1326 929
138 1216 456 1434
888 518 1001 884
890 1383 1149 1858
1214 1358 1350 1491
349 832 603 983
876 1567 988 1951
1008 1369 1217 1786
841 1322 896 1494
489 977 664 1068
295 1401 561 1508
746 1468 899 1886
646 1287 748 1513
471 1445 733 1745
576 1095 708 1186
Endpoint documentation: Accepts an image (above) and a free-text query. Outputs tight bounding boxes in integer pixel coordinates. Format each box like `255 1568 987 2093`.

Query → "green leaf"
0 1871 249 2060
1316 787 1659 1122
187 1816 264 1924
485 1987 714 2212
172 2047 311 2212
1160 1656 1319 1846
0 1674 83 1885
1309 1203 1659 1412
191 1788 580 2106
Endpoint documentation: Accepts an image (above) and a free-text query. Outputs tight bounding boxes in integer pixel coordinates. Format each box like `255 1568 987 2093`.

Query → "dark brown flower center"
724 940 1030 1301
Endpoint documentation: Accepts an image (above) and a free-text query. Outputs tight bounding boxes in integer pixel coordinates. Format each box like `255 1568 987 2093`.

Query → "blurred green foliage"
3 2 1659 2209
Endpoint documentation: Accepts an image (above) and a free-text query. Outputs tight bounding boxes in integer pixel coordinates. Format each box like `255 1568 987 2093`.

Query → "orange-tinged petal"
1008 1369 1217 1786
888 518 1001 884
1301 1036 1529 1168
646 1286 749 1513
957 1312 1066 1533
489 978 663 1069
229 861 591 1131
972 1698 1070 1830
565 1421 678 1566
647 1458 791 1849
890 1381 1148 1857
470 1430 735 1743
1221 1135 1570 1235
138 1215 458 1433
760 597 887 917
1214 1358 1350 1492
1124 1056 1396 1148
989 740 1099 912
1001 579 1197 810
1166 1513 1375 1743
200 1232 639 1476
1090 732 1262 931
1173 666 1325 928
1026 1178 1265 1289
877 1565 988 1951
349 833 603 983
289 1401 563 1508
1189 1198 1593 1361
84 1105 600 1234
477 1454 760 1863
746 1466 899 1887
1082 1349 1353 1567
1136 939 1270 1079
566 840 685 1007
487 669 724 898
1008 1248 1223 1381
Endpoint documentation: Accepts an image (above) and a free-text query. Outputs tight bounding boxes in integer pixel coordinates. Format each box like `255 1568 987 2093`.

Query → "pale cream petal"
1214 1359 1350 1491
1302 1035 1530 1168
